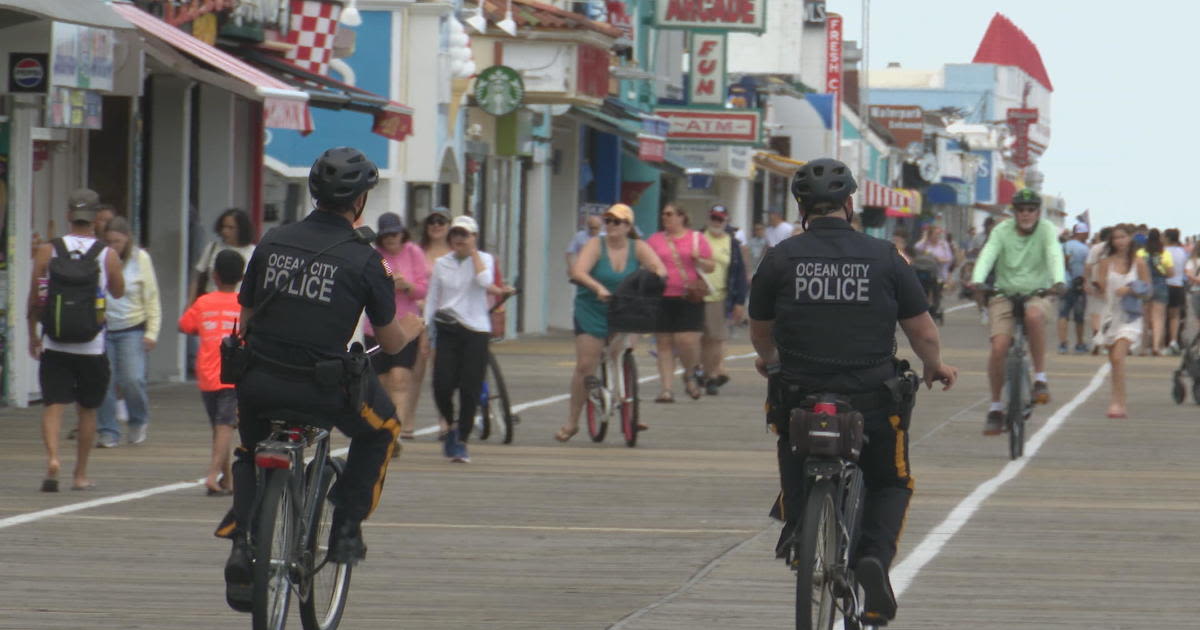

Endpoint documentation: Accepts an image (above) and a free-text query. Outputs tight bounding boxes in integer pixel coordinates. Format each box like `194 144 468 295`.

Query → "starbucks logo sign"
473 65 524 117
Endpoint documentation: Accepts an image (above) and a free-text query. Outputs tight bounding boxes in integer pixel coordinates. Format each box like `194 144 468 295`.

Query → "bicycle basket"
609 269 665 333
788 402 865 461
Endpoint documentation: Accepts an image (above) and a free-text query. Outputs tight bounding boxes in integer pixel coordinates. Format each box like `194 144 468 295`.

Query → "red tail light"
255 452 291 469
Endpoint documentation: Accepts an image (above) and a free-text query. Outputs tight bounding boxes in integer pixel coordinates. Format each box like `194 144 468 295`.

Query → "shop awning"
112 3 311 131
570 106 638 139
239 51 414 141
0 0 133 30
754 152 804 178
861 180 913 210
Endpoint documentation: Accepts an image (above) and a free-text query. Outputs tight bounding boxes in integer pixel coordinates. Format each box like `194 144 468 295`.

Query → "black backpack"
41 238 106 343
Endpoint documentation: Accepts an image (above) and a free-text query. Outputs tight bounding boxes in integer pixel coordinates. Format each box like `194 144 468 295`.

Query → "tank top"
573 237 640 338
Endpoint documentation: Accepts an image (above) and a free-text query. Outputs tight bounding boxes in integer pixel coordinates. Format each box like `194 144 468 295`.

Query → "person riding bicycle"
969 188 1066 435
217 147 425 612
749 158 957 625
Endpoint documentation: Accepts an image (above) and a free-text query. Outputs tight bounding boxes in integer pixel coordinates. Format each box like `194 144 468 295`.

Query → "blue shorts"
1058 288 1086 323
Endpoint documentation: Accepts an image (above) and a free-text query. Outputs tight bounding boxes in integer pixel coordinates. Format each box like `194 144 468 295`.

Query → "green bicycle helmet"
1012 188 1041 207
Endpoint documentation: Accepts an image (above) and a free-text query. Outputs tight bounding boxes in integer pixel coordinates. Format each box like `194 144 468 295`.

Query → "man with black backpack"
26 188 125 492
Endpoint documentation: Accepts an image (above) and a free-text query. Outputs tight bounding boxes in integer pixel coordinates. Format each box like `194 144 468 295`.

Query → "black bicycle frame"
253 423 333 578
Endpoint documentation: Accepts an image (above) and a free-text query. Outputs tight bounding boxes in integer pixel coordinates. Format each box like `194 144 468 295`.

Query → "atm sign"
9 53 48 93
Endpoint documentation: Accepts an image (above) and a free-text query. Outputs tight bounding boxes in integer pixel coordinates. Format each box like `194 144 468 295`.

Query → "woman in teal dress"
556 204 665 441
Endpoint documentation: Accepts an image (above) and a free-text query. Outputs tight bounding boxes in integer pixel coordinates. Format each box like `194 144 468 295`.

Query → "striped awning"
861 179 912 211
112 3 312 132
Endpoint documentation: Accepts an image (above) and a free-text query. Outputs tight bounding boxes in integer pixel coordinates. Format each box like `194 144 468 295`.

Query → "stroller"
1171 333 1200 404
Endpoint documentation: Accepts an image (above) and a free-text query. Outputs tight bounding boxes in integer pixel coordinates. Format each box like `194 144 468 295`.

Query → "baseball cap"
604 203 634 224
68 188 100 218
377 212 405 236
710 204 729 220
1073 223 1090 234
449 215 479 234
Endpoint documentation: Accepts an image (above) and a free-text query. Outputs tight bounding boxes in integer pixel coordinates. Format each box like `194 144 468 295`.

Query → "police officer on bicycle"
748 158 957 624
218 147 425 612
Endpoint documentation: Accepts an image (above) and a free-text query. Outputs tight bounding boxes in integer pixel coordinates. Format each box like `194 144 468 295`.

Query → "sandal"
685 383 703 400
654 392 675 404
40 478 59 493
554 426 579 442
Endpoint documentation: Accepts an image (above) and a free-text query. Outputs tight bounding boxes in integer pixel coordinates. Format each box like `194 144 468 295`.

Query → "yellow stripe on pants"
361 403 400 517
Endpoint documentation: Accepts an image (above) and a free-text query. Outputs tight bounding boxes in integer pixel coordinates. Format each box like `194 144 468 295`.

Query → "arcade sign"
8 53 48 93
654 0 766 33
655 107 761 144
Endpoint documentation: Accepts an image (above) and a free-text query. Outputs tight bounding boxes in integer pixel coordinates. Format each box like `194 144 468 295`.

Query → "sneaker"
705 379 720 396
96 434 120 449
128 424 147 445
1168 341 1182 356
327 515 367 565
1074 343 1089 354
224 538 253 613
450 441 470 464
855 556 897 622
442 428 459 459
1057 342 1068 354
1032 381 1050 405
983 410 1005 436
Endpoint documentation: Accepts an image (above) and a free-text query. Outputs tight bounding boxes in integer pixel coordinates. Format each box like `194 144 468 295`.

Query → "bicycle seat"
262 408 328 428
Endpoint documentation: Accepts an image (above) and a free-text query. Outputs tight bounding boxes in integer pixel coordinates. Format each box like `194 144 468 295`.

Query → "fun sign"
689 33 725 105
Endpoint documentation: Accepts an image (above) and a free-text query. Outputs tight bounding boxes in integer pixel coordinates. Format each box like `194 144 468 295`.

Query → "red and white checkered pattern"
285 0 343 76
861 179 912 210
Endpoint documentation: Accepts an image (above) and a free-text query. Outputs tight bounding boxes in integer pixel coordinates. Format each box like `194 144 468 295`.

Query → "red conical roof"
972 13 1053 92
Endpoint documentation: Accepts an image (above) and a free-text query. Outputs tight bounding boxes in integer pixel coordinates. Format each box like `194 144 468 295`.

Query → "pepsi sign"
9 53 48 93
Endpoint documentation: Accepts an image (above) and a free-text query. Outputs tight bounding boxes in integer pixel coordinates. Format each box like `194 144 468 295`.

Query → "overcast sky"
832 1 1199 237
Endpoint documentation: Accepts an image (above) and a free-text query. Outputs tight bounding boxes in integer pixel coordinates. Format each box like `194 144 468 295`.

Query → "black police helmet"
308 147 379 206
791 158 858 210
1012 188 1041 207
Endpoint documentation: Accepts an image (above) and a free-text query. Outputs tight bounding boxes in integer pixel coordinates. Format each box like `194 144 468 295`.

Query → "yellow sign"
192 13 218 45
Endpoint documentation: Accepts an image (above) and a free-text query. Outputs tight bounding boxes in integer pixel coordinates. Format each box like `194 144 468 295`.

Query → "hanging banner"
654 0 766 32
637 134 666 162
688 33 726 106
50 23 114 92
46 87 103 129
826 14 842 151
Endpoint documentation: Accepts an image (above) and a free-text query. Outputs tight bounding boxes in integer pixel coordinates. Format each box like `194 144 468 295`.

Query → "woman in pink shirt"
646 203 715 401
364 212 429 439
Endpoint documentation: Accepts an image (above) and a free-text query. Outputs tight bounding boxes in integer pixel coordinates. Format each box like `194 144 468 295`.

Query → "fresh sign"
655 0 765 33
689 33 725 105
825 14 842 149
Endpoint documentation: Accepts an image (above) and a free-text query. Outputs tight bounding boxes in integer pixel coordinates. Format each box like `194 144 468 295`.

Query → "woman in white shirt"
189 208 255 302
424 216 514 463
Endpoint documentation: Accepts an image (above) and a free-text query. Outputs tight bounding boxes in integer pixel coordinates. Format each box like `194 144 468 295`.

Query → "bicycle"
474 289 521 444
584 332 641 447
775 390 881 630
249 411 351 630
988 289 1048 460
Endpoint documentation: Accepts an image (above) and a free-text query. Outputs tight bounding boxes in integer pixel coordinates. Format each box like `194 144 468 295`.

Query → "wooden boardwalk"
1 306 1196 629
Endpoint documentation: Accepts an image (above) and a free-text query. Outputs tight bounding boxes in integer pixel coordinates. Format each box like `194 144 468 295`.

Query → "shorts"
656 297 704 333
1151 281 1169 304
1168 286 1187 309
1057 289 1086 323
39 349 109 408
702 300 730 341
987 295 1051 339
365 334 420 373
201 388 238 427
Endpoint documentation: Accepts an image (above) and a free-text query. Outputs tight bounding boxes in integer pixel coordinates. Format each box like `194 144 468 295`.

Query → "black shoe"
705 379 720 396
774 520 798 560
855 556 897 622
327 515 367 565
713 374 730 388
983 410 1005 436
224 537 253 613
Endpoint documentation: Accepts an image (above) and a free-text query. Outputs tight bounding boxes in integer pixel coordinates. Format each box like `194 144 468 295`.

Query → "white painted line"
944 302 975 314
1 351 761 530
890 363 1111 598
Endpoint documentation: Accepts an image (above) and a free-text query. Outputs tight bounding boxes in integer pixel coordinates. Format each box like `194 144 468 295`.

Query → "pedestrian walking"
764 209 793 247
558 203 664 441
1164 228 1188 353
27 188 125 491
698 205 748 395
424 215 514 462
744 222 768 276
565 211 604 272
1057 222 1090 354
407 207 452 434
190 208 255 302
1142 229 1172 355
646 203 714 402
363 212 428 442
96 217 161 447
1095 225 1150 418
178 249 245 495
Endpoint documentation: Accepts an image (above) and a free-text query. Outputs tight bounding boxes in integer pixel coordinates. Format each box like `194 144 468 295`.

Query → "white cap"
1073 222 1090 234
450 215 479 234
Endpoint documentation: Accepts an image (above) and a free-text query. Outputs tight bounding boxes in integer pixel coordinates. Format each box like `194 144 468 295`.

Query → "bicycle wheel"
1006 354 1026 460
795 480 838 630
299 457 352 630
586 362 608 443
620 349 640 447
477 381 493 441
486 352 517 444
253 469 294 630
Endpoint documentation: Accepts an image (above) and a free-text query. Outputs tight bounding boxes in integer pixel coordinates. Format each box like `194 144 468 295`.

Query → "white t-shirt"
1085 242 1107 283
766 221 794 247
424 251 496 333
1166 246 1187 287
43 234 110 356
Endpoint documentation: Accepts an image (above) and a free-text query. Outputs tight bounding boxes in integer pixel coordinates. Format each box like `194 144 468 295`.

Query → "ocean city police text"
263 253 340 304
794 261 871 303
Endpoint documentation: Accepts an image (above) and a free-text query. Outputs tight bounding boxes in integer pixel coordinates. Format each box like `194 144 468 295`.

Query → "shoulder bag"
665 231 713 303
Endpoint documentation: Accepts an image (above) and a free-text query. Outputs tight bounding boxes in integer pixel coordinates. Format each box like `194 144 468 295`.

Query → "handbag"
666 231 713 303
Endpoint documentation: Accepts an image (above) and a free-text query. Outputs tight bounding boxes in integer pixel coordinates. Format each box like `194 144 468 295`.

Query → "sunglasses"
661 211 679 217
1014 206 1040 214
709 215 726 222
604 217 628 226
427 217 449 226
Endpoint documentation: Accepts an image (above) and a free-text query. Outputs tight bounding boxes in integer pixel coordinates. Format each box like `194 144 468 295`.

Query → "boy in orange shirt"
179 250 244 496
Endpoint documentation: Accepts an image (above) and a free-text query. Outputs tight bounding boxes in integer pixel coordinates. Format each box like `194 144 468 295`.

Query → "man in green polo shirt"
971 188 1066 435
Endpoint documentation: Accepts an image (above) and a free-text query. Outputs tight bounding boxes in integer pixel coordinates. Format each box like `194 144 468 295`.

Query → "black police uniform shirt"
239 211 396 363
748 216 928 390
